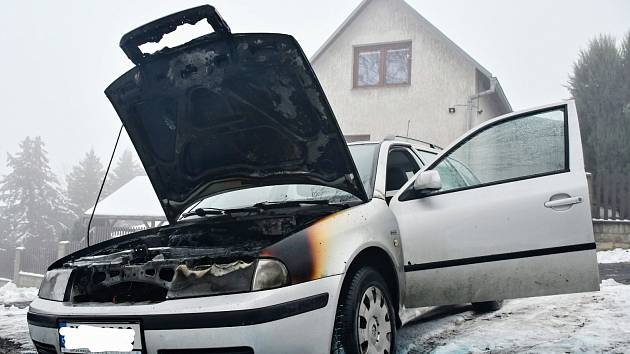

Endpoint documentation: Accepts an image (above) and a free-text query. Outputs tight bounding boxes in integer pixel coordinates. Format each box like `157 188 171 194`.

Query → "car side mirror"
413 170 442 191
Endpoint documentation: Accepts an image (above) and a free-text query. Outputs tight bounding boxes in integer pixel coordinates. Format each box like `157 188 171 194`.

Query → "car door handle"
544 196 583 208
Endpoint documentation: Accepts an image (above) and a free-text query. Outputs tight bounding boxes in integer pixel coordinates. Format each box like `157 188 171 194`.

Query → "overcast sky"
0 0 628 179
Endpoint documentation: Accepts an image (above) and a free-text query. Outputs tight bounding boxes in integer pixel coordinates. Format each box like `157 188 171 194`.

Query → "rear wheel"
331 267 396 354
471 300 504 312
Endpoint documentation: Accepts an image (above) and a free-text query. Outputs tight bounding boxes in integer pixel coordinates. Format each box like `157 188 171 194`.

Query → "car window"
386 149 420 193
416 149 438 164
447 158 481 186
434 159 468 190
426 107 566 195
348 144 379 196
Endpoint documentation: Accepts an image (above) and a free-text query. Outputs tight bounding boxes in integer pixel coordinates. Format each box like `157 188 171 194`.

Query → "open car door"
390 101 599 308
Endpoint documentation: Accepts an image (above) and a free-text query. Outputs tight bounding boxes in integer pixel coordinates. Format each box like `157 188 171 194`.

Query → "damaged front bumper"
28 274 342 354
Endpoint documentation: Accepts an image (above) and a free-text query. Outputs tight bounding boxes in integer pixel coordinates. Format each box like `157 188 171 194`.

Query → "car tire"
471 300 504 312
331 267 397 354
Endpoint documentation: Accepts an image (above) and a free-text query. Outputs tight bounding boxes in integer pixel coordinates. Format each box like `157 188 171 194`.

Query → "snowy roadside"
597 248 630 264
0 283 38 353
0 283 38 307
398 275 630 353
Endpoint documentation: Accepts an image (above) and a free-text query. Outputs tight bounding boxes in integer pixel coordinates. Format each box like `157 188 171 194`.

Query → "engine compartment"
58 207 334 304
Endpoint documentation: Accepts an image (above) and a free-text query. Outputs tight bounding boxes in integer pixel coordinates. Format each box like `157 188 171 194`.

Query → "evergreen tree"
66 149 104 218
568 34 629 175
621 32 630 173
106 149 144 194
0 137 72 247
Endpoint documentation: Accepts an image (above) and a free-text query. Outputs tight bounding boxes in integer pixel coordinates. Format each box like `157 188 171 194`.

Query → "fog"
0 0 628 178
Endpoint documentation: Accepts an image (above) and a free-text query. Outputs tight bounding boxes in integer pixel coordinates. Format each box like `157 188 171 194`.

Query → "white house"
311 0 512 146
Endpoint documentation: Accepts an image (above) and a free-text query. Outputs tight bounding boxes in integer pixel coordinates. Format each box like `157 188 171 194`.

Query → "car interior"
385 148 421 201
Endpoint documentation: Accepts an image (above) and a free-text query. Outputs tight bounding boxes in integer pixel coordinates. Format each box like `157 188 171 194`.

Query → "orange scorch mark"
307 214 336 279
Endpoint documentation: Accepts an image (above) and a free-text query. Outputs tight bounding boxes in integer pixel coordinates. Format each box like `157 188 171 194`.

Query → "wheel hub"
357 285 392 354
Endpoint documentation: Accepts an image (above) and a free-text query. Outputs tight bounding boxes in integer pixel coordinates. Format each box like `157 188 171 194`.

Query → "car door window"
434 159 468 190
426 107 567 195
386 149 420 197
415 149 438 164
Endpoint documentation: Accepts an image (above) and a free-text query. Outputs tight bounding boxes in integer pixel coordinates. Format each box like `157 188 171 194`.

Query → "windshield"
181 143 379 216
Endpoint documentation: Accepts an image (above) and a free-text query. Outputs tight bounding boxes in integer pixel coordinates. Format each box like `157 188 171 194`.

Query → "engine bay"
54 207 334 304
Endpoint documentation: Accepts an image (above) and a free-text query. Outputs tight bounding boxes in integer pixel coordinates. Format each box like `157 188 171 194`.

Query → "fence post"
13 246 24 281
58 241 70 260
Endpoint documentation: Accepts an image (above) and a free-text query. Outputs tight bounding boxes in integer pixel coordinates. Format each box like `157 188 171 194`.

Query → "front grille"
158 347 254 354
32 340 57 354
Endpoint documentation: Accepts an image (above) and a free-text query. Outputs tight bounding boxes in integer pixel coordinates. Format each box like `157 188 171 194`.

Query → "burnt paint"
106 30 368 223
261 213 337 284
51 206 340 303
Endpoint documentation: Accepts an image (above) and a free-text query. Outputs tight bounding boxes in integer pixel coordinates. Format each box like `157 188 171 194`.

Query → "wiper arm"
180 206 260 219
180 200 348 219
253 200 347 210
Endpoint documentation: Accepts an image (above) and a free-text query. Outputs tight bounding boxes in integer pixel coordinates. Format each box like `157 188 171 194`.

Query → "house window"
354 41 412 88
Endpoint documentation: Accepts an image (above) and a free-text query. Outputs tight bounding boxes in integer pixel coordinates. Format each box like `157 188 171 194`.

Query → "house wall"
312 0 508 147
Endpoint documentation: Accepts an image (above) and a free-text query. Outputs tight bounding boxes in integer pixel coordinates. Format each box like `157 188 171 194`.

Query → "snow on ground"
398 279 630 353
0 283 38 352
597 248 630 264
0 305 32 349
0 283 38 306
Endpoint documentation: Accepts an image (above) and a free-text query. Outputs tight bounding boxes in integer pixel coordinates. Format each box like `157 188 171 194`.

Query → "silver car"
28 5 599 354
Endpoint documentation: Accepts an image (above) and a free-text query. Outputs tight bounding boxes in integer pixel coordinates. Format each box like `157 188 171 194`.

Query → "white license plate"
58 321 143 353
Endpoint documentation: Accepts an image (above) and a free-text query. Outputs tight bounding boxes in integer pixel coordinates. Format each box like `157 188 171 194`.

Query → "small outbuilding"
84 176 167 243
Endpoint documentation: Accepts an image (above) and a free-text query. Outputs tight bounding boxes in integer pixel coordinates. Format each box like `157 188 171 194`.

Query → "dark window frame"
353 41 412 88
399 104 570 201
385 146 421 194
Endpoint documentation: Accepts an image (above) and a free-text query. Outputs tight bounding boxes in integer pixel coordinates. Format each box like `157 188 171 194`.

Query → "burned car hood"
105 6 368 223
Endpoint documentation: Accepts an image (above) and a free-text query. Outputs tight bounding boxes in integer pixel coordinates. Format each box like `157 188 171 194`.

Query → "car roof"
348 136 441 153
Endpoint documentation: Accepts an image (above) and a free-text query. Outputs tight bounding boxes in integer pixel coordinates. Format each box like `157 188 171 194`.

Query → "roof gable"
310 0 511 112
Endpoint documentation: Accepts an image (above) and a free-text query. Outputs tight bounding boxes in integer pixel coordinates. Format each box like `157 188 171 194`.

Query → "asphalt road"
1 263 629 354
598 262 630 284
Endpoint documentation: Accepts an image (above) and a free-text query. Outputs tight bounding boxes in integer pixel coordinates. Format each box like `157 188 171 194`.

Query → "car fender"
260 198 404 299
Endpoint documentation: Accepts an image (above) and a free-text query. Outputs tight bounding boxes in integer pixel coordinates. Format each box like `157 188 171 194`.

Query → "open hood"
105 5 368 223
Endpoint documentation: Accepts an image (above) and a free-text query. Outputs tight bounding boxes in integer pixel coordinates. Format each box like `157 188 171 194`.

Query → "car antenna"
86 124 124 247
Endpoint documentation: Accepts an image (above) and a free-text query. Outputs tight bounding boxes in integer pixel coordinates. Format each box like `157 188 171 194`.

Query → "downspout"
466 77 498 131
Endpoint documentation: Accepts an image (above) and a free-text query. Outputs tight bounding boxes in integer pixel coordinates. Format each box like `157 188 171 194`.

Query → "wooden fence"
591 172 630 220
20 246 58 274
4 224 150 279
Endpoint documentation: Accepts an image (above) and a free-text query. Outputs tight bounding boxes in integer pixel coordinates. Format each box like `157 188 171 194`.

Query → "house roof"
84 176 166 220
310 0 512 112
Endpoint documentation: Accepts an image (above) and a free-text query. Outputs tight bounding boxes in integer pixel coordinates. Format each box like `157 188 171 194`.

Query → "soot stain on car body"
49 206 342 304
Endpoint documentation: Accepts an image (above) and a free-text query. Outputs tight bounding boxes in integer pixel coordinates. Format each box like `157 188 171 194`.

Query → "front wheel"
331 267 396 354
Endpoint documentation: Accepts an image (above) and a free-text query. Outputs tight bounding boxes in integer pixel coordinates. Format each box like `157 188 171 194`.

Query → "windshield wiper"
180 200 348 220
253 200 347 210
179 206 260 219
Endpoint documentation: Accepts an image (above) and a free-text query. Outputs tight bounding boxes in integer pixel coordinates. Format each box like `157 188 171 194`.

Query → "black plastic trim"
404 243 596 272
27 292 329 330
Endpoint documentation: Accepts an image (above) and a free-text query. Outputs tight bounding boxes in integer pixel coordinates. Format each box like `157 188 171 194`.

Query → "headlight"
251 259 289 291
38 269 73 301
